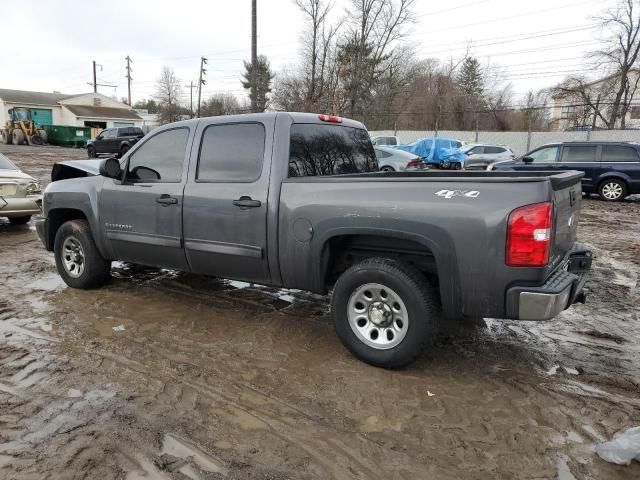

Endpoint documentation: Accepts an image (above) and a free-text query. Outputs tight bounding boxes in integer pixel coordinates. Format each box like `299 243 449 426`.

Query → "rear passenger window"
602 145 639 162
197 123 265 182
289 124 377 177
561 146 597 163
486 146 505 154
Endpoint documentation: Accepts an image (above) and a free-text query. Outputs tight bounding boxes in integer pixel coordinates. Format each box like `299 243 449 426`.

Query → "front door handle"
233 196 261 209
156 194 178 206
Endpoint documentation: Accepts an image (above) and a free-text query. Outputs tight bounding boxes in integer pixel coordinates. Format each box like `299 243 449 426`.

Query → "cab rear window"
288 124 377 177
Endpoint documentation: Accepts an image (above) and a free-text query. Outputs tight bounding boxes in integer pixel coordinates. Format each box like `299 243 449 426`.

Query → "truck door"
98 126 192 270
182 118 273 284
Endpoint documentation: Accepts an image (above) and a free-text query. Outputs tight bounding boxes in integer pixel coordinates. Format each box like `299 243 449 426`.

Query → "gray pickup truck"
36 112 592 368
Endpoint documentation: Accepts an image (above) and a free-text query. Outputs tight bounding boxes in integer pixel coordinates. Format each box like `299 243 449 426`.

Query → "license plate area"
0 183 17 196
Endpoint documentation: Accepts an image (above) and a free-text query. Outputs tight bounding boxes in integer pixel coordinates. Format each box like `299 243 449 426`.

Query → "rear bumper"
506 245 592 320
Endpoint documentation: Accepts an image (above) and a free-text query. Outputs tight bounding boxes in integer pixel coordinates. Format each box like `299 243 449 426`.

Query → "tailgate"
550 171 583 267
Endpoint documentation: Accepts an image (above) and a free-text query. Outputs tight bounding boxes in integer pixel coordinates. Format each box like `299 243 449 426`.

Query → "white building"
0 89 143 133
550 70 640 131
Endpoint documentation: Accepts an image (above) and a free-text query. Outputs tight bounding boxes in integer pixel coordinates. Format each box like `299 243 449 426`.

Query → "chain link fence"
369 130 640 156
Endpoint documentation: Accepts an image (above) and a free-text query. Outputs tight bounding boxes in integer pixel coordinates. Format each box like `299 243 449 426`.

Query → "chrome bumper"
506 245 592 321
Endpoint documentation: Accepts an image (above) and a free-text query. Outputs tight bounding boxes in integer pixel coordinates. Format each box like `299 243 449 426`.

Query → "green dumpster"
43 125 91 147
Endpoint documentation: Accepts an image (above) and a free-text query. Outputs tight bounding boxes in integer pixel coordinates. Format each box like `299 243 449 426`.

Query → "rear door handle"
232 196 261 209
156 194 178 206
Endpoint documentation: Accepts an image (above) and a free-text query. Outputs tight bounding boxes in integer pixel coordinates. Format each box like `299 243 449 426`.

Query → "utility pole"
89 61 116 93
197 57 208 118
93 60 97 93
190 81 194 118
125 56 133 106
251 0 257 113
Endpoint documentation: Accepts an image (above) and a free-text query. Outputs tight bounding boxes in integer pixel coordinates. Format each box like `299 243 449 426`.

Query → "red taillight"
318 114 343 123
407 160 421 168
506 202 553 267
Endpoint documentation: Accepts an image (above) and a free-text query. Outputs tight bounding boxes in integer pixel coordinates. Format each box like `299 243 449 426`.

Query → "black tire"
331 257 439 368
87 146 96 158
380 166 395 172
598 178 627 202
8 215 31 225
54 220 111 289
120 144 130 157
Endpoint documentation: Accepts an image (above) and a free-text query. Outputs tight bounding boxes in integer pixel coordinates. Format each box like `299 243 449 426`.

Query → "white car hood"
0 169 34 181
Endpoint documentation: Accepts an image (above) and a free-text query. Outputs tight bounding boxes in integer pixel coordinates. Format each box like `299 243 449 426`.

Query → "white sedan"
0 152 42 225
374 146 425 172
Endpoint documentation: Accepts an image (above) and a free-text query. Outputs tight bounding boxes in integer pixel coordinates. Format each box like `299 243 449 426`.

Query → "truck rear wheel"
331 258 439 368
54 220 111 289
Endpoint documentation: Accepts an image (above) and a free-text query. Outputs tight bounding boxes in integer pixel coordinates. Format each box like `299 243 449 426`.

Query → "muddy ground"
0 144 638 480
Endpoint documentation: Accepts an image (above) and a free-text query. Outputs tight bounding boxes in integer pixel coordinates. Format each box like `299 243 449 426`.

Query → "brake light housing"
406 160 422 168
318 114 342 123
506 202 553 267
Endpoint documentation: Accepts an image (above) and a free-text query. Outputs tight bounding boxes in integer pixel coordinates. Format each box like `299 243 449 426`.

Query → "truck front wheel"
54 220 111 289
331 258 439 368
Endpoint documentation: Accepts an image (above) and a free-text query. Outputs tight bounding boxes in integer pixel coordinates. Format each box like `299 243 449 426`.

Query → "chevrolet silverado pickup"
36 113 592 368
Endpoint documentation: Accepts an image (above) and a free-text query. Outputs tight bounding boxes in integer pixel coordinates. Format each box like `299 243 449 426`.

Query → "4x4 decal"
435 189 480 199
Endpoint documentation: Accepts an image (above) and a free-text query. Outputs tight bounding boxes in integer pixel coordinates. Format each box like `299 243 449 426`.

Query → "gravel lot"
0 144 639 479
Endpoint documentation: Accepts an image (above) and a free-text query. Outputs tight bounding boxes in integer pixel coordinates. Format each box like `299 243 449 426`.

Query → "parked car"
37 112 591 368
461 143 515 170
87 127 145 158
0 152 42 224
371 135 399 146
374 146 425 171
490 141 640 201
393 137 465 169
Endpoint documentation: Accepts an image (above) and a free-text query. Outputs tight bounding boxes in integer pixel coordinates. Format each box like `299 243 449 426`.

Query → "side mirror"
522 156 534 164
99 157 122 179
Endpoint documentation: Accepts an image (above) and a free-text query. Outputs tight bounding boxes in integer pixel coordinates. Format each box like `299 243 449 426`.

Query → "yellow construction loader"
0 107 47 145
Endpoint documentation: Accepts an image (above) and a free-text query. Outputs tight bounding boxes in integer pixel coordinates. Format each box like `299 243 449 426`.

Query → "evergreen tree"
457 56 484 98
241 55 275 112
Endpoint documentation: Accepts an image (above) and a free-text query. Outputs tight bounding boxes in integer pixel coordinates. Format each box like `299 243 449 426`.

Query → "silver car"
0 153 42 225
462 143 515 170
374 146 424 172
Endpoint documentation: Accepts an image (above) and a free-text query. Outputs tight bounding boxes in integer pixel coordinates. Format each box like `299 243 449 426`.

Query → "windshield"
0 153 16 170
11 109 30 121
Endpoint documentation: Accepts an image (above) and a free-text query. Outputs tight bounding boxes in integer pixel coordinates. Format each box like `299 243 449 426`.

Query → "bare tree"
200 93 242 117
555 0 640 129
154 67 183 124
339 0 416 119
293 0 341 110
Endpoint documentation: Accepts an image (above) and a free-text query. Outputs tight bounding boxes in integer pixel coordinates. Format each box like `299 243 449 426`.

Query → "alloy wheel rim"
62 236 85 278
347 283 409 350
602 182 623 200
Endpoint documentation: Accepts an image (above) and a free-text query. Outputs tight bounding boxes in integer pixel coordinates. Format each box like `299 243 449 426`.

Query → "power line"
426 0 601 35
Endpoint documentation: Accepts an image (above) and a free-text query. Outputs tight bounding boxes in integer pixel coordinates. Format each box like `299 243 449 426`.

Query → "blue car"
491 141 640 201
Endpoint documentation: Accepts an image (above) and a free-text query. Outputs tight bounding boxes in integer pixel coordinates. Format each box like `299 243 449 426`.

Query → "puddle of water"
161 434 227 477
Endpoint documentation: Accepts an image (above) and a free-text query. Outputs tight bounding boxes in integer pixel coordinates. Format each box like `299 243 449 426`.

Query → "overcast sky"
1 0 609 106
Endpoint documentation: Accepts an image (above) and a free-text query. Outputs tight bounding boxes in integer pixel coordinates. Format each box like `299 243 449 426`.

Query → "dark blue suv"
491 142 640 201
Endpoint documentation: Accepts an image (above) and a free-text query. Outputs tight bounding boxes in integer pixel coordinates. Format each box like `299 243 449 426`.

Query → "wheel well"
46 209 87 251
324 234 438 289
599 176 628 189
